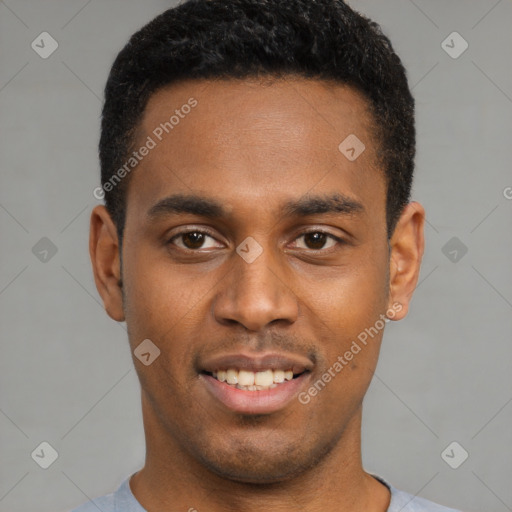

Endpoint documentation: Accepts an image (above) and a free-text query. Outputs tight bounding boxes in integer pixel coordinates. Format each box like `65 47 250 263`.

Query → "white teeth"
211 368 300 389
226 369 238 385
254 369 274 387
238 370 255 386
273 369 285 383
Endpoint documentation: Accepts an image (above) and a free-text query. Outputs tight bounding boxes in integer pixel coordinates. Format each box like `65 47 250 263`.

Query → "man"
74 0 461 510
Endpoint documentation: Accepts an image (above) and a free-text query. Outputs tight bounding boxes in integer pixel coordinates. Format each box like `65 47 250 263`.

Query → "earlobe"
89 205 125 322
387 202 425 321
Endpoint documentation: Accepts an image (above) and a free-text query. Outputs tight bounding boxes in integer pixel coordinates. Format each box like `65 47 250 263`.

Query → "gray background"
0 1 511 511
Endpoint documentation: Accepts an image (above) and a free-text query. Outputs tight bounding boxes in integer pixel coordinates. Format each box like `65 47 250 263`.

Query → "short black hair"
100 0 415 242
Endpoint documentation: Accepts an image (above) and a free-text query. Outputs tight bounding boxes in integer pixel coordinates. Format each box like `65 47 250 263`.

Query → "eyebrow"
147 192 364 220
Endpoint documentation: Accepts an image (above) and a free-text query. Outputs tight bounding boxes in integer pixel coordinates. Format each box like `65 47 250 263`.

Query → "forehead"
125 77 385 225
142 77 375 152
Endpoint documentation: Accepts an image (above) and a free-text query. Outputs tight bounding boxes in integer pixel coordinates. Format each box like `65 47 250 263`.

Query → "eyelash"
167 228 346 253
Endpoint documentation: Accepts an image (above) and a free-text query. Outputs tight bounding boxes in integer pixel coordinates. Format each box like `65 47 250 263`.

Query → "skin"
90 77 425 512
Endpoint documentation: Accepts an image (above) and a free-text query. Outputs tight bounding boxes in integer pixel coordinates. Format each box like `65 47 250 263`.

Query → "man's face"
106 78 401 483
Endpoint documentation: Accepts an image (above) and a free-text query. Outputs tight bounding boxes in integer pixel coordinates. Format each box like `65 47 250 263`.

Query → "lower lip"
200 373 310 414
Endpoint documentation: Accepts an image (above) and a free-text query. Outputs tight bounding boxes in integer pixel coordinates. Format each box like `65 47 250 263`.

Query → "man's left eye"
292 231 343 251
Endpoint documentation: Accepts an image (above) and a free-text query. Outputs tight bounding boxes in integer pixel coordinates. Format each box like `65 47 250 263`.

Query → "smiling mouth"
202 368 307 391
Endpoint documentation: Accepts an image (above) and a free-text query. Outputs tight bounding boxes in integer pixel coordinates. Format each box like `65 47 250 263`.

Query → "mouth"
198 352 313 414
202 368 306 391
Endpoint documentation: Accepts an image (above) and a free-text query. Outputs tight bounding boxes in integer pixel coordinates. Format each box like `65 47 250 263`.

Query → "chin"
203 456 308 485
193 435 335 486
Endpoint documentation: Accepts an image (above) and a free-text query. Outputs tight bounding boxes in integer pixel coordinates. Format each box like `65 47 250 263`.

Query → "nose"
212 242 299 332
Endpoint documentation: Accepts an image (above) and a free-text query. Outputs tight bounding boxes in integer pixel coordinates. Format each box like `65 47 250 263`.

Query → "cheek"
122 246 206 335
122 246 224 385
302 248 389 392
122 257 202 397
310 252 389 331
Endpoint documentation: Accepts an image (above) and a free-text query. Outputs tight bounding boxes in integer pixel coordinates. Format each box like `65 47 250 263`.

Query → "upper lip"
199 352 314 375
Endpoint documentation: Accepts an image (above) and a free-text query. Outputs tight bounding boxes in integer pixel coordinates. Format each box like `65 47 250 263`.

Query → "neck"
130 395 390 512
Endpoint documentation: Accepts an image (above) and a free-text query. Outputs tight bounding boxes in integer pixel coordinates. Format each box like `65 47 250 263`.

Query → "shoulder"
70 493 116 512
69 491 117 512
371 474 462 512
69 477 143 512
388 483 462 511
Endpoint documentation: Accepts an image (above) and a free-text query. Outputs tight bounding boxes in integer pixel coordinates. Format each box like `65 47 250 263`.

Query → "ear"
89 205 125 322
387 201 425 321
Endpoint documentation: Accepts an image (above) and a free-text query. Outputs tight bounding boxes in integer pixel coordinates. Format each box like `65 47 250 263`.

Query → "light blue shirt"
70 474 462 511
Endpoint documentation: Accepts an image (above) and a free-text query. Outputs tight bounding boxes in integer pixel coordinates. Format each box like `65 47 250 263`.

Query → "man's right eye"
168 229 223 251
